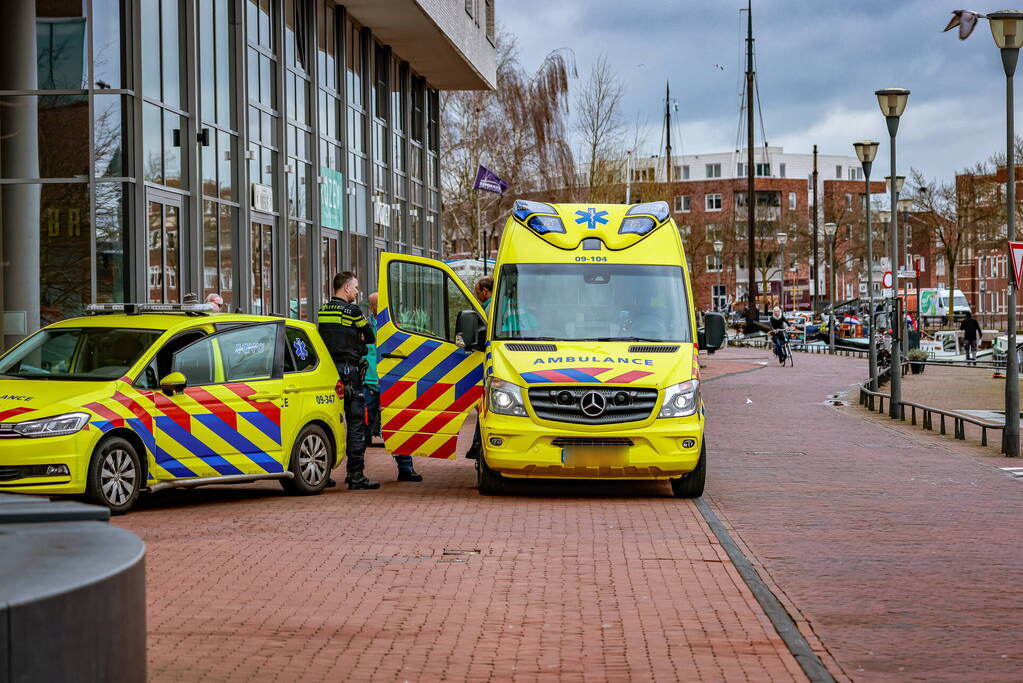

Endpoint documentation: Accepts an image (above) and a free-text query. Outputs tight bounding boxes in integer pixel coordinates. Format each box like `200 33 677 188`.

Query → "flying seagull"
943 9 986 40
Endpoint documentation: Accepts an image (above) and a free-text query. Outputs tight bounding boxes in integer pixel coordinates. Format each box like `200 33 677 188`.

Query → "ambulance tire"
670 443 706 498
85 436 142 515
476 452 511 495
281 423 334 495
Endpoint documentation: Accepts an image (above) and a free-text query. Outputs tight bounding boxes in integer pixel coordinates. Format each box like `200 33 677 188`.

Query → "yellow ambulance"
0 305 344 513
374 200 722 496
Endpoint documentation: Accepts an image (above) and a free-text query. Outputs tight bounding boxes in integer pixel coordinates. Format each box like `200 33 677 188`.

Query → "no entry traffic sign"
1010 240 1023 290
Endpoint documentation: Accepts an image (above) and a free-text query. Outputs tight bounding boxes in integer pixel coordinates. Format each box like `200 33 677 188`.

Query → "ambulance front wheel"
281 423 334 495
477 452 511 495
85 436 143 514
670 443 706 498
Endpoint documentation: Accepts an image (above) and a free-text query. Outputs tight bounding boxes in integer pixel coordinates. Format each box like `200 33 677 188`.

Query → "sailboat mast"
665 82 673 184
745 0 757 311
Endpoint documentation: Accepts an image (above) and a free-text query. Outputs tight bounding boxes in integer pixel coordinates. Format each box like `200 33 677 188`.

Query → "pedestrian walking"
960 311 981 363
318 272 379 490
367 292 422 482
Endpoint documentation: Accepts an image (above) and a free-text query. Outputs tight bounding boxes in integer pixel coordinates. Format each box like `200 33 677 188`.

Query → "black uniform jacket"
317 297 375 366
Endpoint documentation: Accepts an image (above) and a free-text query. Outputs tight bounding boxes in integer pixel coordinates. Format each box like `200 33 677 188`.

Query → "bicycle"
771 329 794 367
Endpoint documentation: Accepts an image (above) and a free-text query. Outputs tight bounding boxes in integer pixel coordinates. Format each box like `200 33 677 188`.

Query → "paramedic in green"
367 292 422 482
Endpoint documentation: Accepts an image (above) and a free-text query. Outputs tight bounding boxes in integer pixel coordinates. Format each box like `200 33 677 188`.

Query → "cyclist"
769 306 789 365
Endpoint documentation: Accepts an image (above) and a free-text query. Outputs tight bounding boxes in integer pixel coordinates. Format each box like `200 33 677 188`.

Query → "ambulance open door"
374 253 486 459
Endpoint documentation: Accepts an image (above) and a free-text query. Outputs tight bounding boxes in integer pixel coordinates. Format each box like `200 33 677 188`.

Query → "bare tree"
575 54 625 202
440 32 576 258
907 168 962 326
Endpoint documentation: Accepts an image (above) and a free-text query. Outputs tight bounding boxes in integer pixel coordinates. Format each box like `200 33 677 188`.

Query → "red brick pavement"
702 347 1023 681
116 410 802 681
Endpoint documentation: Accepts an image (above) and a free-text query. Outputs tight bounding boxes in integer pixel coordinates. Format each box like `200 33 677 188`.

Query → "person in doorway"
205 292 224 312
474 276 494 315
318 272 379 490
960 311 982 363
367 292 422 482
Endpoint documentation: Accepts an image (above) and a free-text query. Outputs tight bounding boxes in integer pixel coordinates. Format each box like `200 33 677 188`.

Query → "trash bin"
909 329 921 350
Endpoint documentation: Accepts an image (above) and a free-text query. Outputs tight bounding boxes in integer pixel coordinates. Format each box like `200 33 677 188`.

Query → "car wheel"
281 423 334 495
670 442 706 499
476 451 511 495
85 436 143 514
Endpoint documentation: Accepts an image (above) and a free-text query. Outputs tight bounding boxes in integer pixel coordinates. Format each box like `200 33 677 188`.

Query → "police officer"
318 271 379 490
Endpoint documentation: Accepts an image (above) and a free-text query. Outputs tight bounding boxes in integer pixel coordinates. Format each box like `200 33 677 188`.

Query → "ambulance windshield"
0 327 161 380
493 264 692 342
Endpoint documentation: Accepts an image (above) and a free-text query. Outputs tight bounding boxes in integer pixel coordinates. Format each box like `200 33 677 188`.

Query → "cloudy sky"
502 1 1014 183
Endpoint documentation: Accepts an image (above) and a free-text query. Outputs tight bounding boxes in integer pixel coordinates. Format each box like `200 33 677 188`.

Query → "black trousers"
340 366 368 476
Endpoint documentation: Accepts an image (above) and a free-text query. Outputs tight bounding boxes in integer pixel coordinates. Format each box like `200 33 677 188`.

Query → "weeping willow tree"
441 32 576 258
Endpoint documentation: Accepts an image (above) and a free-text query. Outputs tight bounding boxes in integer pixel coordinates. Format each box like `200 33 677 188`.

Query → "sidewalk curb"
695 498 834 683
701 361 768 384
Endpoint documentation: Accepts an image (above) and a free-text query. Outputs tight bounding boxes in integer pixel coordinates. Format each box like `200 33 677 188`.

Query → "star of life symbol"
574 208 609 230
292 338 309 361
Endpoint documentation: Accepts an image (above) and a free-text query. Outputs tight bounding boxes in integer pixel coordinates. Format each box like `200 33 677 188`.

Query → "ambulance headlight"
13 412 90 438
658 380 700 418
487 377 527 417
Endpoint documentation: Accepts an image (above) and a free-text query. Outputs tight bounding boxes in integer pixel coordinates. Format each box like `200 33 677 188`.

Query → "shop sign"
320 167 344 230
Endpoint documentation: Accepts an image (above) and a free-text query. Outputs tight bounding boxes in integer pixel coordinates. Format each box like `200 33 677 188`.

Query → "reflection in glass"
35 4 87 90
143 103 163 183
219 204 234 308
202 132 217 195
96 182 127 303
92 0 124 88
199 0 216 123
161 0 181 108
163 111 182 188
39 183 91 322
148 202 163 302
141 0 161 100
2 95 89 179
219 130 234 200
165 205 180 302
203 202 218 301
94 95 125 178
215 0 233 127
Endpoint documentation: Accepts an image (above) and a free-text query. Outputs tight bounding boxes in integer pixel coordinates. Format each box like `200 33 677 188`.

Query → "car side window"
217 324 278 382
389 260 475 343
284 327 318 373
137 330 207 390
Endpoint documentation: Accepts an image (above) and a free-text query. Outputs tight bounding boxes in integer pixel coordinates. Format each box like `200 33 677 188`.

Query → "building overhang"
344 0 496 91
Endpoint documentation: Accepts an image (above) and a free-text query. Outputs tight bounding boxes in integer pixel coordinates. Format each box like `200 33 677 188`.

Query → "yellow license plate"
562 446 628 468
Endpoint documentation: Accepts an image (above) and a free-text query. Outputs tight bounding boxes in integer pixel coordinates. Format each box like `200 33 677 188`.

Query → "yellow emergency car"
0 304 344 513
374 201 724 497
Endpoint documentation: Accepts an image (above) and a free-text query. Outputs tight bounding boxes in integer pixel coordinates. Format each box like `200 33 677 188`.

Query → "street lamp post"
988 10 1023 457
854 140 880 389
777 232 789 312
824 222 838 353
876 87 910 419
713 239 724 311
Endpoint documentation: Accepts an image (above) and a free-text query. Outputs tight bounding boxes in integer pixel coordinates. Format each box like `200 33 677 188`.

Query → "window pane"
219 324 277 380
1 95 90 179
36 3 88 90
173 336 216 385
446 277 474 342
202 129 218 194
148 201 164 301
165 205 180 302
203 201 219 296
39 183 91 319
219 204 234 308
143 102 163 183
141 0 161 99
94 94 126 178
219 130 235 200
284 326 317 372
96 182 128 303
161 0 182 108
262 224 274 312
163 110 183 188
387 260 446 339
92 0 125 88
215 0 233 127
199 0 216 123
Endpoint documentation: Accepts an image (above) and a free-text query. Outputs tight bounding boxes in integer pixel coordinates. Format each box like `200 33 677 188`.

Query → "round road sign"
882 271 893 289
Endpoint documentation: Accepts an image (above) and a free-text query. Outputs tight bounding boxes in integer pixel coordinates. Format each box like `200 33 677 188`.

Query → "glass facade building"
0 0 495 344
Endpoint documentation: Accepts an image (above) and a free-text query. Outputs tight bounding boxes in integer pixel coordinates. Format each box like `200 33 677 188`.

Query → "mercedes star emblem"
580 391 607 417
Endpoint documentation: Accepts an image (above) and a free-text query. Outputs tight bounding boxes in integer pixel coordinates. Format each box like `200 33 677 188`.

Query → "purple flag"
472 165 509 195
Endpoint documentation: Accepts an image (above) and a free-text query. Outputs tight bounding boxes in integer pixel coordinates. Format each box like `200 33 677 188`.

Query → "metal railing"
858 363 1005 449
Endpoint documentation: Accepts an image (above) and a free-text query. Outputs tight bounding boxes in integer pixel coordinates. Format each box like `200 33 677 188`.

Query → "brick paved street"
703 348 1023 681
115 359 801 683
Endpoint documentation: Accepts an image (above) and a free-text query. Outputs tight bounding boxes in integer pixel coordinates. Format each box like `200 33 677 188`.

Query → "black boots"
346 474 380 489
397 469 423 482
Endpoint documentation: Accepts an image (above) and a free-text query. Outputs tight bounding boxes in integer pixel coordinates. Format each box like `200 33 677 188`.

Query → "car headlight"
658 380 700 418
487 377 527 416
13 412 91 438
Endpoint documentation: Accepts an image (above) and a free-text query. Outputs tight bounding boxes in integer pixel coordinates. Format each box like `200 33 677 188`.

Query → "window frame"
283 323 320 373
705 193 722 211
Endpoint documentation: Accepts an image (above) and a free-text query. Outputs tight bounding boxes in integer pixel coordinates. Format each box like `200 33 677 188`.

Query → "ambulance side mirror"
160 371 188 396
702 312 726 353
455 310 487 351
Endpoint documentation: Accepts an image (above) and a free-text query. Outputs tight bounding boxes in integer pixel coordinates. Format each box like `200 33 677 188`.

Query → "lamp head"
823 222 838 239
776 231 788 246
712 239 724 254
875 88 910 118
853 141 880 165
989 10 1023 49
885 175 906 194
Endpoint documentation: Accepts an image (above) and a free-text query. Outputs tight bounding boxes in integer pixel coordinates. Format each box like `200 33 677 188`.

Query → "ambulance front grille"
528 386 658 425
506 343 558 352
628 345 680 353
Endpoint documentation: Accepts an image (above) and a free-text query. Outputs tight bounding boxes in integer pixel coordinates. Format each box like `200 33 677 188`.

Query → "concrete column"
0 0 41 346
